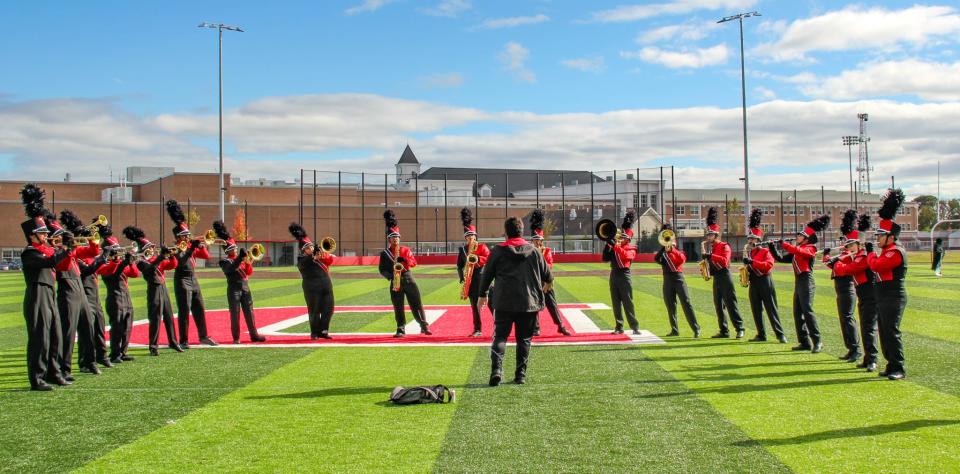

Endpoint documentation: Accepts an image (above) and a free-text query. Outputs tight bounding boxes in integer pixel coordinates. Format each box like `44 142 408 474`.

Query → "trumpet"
658 228 675 248
86 215 108 231
595 219 622 243
699 241 712 281
758 237 795 246
245 243 265 262
739 242 752 287
203 229 229 246
72 235 101 247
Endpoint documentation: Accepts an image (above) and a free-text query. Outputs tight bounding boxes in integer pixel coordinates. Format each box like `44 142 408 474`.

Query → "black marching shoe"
558 327 572 336
632 329 642 335
711 332 730 339
736 329 745 339
514 375 526 385
489 373 502 387
791 344 811 351
310 334 320 341
232 339 241 344
97 358 113 368
777 335 789 344
180 342 190 350
149 347 160 356
470 330 482 337
749 335 767 342
200 337 219 346
420 325 432 336
251 335 267 343
109 357 123 365
319 331 332 339
169 344 185 353
694 330 701 338
865 362 878 372
887 372 906 381
120 354 135 361
838 351 853 361
64 373 75 382
533 328 541 336
393 329 405 338
47 376 71 386
31 382 54 392
80 365 101 375
811 342 823 353
845 352 862 363
666 330 680 337
612 328 624 335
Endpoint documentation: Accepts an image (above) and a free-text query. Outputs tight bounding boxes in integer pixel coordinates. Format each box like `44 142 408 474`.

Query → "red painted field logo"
126 304 664 347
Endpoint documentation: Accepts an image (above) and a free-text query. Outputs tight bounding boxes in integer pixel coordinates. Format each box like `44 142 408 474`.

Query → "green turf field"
1 258 959 473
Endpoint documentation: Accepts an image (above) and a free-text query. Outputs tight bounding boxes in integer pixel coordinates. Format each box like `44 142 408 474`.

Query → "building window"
677 206 685 215
650 195 658 210
640 194 648 208
689 206 700 216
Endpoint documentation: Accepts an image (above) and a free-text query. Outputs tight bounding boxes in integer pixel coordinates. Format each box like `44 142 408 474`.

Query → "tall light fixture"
719 11 760 232
199 22 244 221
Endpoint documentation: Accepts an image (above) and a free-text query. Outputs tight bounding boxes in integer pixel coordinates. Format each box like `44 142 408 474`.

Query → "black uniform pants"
792 272 821 346
174 279 209 343
147 283 178 349
106 301 133 361
877 284 907 374
57 279 96 373
748 274 784 338
227 286 261 342
303 284 335 336
491 310 536 379
83 285 108 362
712 270 743 334
663 274 699 333
390 275 427 330
834 277 860 353
534 289 564 332
610 272 638 331
24 284 61 387
856 284 879 364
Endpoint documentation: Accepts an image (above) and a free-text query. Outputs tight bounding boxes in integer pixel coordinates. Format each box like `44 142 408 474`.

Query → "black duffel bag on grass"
390 385 456 404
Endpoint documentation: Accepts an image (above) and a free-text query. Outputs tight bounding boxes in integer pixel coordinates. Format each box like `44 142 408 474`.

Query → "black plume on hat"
460 208 473 228
530 208 544 232
98 224 113 239
706 207 718 227
840 209 858 235
660 223 673 232
749 208 762 229
622 210 636 230
122 226 145 242
383 209 397 228
857 214 871 232
212 220 231 241
166 200 186 224
59 210 85 234
808 214 830 232
878 188 905 220
288 222 308 241
20 183 46 218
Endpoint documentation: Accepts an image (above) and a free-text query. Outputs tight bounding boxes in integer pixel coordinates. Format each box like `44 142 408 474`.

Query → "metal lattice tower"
856 113 873 194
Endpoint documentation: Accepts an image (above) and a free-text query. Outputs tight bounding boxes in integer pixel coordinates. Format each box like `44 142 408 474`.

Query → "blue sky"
1 0 958 196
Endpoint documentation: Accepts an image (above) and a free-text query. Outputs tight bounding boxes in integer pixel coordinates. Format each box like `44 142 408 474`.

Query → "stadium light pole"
199 22 244 221
719 11 760 233
843 136 859 207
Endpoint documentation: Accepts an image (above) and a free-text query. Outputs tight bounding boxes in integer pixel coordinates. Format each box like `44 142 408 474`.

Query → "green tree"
725 198 743 235
188 208 201 228
913 195 938 230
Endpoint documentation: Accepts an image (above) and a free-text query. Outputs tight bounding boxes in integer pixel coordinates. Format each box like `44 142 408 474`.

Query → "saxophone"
391 244 403 292
461 239 478 300
699 240 712 281
739 242 752 287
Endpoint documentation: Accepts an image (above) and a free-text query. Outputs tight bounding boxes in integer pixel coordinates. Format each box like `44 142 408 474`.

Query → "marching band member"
77 221 111 368
55 210 103 377
770 214 829 353
456 208 491 337
703 208 745 339
868 189 909 380
124 226 183 356
602 211 639 335
19 184 70 390
823 210 861 362
654 223 700 337
530 209 571 337
214 220 267 344
97 235 140 364
379 210 431 338
289 222 336 340
833 214 879 371
743 209 786 343
166 200 217 348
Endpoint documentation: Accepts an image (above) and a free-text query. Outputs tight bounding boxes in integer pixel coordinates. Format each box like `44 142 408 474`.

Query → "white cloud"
4 95 960 197
589 0 756 23
637 21 718 44
560 56 605 73
421 0 471 18
475 14 549 30
798 59 960 102
345 0 392 16
754 5 960 61
497 42 536 83
621 44 729 68
420 72 465 88
754 86 776 100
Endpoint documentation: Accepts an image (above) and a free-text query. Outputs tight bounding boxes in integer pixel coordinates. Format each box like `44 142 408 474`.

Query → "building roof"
416 167 604 198
397 145 420 165
666 188 905 205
